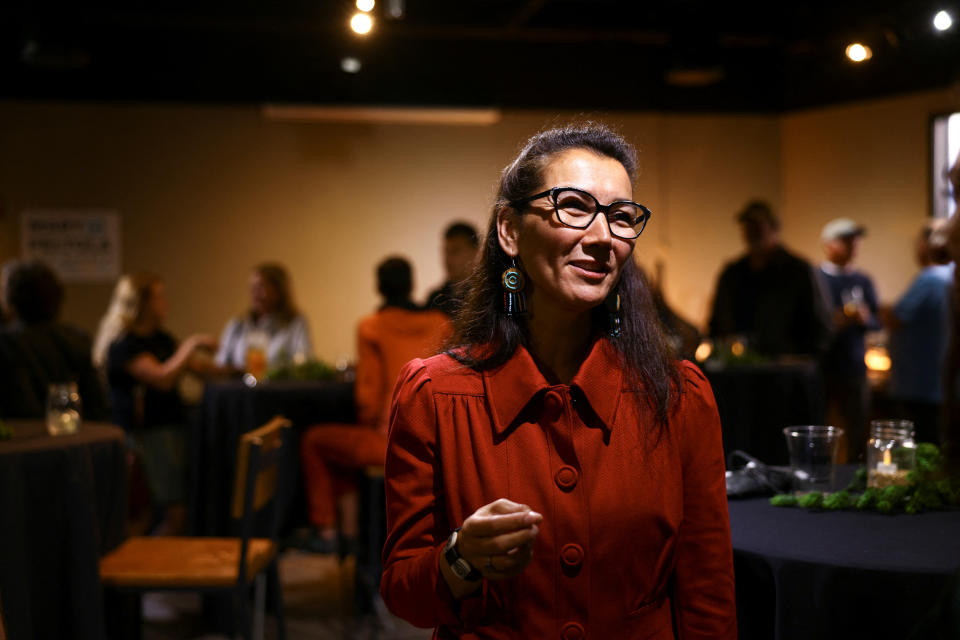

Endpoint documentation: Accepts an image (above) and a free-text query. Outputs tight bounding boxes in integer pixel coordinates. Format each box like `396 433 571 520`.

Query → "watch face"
452 559 472 579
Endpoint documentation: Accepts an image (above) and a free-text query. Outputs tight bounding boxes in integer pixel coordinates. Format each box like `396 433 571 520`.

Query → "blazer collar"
482 337 624 435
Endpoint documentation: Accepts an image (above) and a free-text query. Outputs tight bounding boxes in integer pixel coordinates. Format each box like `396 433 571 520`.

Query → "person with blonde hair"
215 262 313 371
94 271 220 534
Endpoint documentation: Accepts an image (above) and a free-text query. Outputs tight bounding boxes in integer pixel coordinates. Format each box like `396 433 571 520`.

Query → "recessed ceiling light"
845 43 872 63
356 0 375 12
341 57 362 73
350 12 373 35
934 10 953 31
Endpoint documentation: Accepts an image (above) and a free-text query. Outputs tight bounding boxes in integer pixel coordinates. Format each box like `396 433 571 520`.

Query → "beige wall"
0 90 954 363
781 89 958 303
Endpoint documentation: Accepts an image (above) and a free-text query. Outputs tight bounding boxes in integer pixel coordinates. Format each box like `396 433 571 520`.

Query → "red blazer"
380 338 736 639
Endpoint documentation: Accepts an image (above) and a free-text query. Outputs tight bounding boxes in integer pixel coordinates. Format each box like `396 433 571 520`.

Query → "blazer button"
561 621 585 640
543 391 563 422
554 465 579 491
560 543 584 569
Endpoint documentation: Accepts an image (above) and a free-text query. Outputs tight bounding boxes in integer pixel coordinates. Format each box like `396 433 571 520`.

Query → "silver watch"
443 528 481 581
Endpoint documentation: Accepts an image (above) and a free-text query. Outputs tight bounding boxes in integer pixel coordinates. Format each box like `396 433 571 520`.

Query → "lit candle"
877 449 897 474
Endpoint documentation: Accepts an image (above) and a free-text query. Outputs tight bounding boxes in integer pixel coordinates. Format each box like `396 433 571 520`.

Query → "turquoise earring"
501 258 527 316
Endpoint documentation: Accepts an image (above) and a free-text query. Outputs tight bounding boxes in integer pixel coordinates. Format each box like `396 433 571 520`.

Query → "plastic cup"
782 425 844 493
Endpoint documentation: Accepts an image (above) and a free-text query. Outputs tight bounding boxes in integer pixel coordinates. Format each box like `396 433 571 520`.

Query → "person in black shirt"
94 271 221 535
708 200 831 358
424 221 480 316
816 218 879 460
0 259 109 420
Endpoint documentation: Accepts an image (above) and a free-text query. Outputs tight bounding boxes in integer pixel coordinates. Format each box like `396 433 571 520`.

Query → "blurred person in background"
942 152 960 469
93 271 224 535
425 221 480 316
0 258 108 420
881 220 954 444
816 218 880 461
299 256 450 552
215 262 313 373
709 200 831 358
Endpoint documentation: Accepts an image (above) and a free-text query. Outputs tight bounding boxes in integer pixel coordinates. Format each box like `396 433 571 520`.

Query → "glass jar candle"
866 420 916 488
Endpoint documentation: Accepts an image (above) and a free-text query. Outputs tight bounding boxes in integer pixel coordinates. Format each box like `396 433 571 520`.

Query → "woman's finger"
482 543 534 580
480 498 530 515
464 509 542 538
472 524 539 556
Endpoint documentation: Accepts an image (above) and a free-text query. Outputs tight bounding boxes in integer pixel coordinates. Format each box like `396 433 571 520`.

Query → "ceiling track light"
350 12 373 35
934 10 953 31
356 0 375 12
845 43 872 63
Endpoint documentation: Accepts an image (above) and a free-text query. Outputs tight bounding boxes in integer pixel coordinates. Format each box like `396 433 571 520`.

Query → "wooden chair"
354 465 390 623
100 416 291 640
0 592 7 640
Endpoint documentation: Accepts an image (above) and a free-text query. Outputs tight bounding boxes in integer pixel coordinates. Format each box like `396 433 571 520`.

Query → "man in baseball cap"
817 218 879 461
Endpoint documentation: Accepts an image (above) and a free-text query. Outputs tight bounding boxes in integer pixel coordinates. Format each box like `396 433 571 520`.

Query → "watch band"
443 527 482 582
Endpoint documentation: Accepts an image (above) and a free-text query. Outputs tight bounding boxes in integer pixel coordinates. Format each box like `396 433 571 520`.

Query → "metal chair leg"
253 573 266 640
269 561 287 640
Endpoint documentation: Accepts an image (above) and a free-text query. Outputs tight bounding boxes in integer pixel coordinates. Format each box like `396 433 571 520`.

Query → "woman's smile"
568 259 610 281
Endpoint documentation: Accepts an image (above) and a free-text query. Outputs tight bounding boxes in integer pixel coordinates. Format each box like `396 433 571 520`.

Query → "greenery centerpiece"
264 358 339 382
770 443 960 515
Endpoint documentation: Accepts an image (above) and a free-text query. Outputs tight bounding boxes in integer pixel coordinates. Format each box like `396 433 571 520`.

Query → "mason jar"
866 419 916 488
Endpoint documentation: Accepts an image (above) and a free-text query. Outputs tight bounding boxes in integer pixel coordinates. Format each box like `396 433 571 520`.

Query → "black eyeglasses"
508 187 651 239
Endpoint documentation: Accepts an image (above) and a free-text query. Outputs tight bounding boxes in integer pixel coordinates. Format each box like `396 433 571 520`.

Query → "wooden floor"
141 550 432 640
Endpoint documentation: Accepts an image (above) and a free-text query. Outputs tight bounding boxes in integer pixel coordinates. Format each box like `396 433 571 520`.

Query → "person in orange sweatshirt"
300 256 451 550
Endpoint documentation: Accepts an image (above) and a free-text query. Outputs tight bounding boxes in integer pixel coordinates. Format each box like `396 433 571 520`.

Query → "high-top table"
189 379 354 536
729 488 960 639
0 420 127 640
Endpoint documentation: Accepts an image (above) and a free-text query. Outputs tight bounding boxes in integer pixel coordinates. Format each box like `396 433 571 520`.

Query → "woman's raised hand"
185 333 218 353
458 498 542 580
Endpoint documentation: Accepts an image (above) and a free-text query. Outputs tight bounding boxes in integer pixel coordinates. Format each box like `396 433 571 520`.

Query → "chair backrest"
230 415 291 586
232 415 290 521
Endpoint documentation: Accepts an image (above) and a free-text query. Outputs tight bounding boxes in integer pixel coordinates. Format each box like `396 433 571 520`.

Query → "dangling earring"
501 258 527 316
606 291 622 338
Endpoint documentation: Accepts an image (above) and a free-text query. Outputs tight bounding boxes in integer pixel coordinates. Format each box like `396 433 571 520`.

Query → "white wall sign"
21 210 121 282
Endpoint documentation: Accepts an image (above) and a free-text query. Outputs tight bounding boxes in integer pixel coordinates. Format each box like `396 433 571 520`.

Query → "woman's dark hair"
448 121 681 429
3 259 64 325
251 262 298 324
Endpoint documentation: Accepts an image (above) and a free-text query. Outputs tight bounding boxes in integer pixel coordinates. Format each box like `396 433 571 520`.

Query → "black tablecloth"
0 421 127 640
189 379 354 536
705 360 825 466
729 483 960 639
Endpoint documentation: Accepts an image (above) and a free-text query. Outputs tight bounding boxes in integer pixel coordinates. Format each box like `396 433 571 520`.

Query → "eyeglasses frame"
507 186 651 239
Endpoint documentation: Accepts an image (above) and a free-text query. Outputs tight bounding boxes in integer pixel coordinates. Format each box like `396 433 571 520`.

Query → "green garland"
265 359 339 382
770 443 960 515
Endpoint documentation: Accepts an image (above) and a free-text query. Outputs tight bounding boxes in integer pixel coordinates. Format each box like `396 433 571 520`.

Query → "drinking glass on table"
783 425 843 493
47 382 82 435
245 331 269 381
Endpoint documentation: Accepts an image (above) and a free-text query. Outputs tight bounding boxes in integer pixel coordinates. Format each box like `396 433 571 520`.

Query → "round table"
729 492 960 639
0 420 127 640
705 360 825 466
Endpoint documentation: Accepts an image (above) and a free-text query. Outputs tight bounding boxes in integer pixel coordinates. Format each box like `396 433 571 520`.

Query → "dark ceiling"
3 0 960 112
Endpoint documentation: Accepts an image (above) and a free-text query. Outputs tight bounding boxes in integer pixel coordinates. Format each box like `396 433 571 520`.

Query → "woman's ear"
496 206 520 258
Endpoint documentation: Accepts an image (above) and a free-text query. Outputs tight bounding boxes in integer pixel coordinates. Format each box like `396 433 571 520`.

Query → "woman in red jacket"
380 122 736 639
